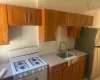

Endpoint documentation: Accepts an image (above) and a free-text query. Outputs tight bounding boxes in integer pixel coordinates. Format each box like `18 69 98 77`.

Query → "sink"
57 52 74 59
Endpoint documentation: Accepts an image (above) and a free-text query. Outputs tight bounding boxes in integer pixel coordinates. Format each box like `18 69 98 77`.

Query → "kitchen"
0 0 100 80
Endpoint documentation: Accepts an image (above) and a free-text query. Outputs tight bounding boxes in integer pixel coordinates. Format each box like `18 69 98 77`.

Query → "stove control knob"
32 70 35 74
42 67 44 70
24 73 27 76
19 75 23 79
38 68 42 72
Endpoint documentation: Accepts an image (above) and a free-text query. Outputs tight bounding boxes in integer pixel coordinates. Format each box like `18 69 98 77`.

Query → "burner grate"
14 60 29 72
28 57 43 67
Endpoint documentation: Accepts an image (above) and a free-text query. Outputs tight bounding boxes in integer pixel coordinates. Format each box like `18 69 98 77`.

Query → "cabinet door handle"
25 13 27 24
28 13 30 23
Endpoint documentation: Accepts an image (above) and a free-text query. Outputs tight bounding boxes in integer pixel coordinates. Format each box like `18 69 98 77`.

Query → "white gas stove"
8 46 48 80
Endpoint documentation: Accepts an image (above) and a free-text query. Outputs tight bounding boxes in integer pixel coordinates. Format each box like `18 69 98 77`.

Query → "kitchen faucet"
59 41 68 52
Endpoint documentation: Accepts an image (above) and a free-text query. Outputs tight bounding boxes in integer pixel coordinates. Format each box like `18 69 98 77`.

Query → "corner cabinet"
48 55 87 80
67 14 93 38
7 5 41 26
0 4 8 45
39 9 56 41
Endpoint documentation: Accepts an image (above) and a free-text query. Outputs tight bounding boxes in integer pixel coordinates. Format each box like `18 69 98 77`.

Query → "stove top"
8 47 48 80
13 57 44 73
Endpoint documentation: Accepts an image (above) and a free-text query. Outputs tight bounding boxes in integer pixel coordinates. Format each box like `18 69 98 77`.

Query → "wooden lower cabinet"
49 56 86 80
63 64 80 80
52 71 62 80
63 66 73 80
79 59 86 79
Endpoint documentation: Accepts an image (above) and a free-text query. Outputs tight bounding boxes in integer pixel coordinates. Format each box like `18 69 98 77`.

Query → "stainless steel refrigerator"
75 27 100 80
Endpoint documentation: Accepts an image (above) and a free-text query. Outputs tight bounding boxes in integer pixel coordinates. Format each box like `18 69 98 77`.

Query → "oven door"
23 74 39 80
21 69 47 80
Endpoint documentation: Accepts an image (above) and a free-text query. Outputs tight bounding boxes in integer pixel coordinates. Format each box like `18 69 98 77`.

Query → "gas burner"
35 62 39 65
28 57 44 67
32 58 36 61
14 60 29 72
20 66 25 69
18 61 23 65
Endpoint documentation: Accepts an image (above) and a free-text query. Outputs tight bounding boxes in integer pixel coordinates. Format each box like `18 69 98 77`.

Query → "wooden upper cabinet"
75 14 82 26
39 9 56 41
67 26 75 38
75 26 81 38
26 8 41 26
87 16 93 26
7 5 26 26
81 15 88 26
66 12 75 26
54 11 66 27
7 5 42 26
0 4 8 45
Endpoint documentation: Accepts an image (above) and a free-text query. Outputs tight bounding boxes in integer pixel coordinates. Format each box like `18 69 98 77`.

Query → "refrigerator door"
91 29 100 79
75 27 98 79
91 47 100 79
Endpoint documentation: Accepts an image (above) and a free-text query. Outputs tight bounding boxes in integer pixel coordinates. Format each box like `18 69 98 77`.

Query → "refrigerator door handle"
93 46 100 48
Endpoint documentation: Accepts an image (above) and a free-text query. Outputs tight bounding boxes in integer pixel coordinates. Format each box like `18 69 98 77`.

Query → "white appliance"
8 46 48 80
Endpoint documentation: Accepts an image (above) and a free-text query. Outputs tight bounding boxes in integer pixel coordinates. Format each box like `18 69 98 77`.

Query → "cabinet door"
74 14 82 37
45 9 56 41
79 59 86 79
0 4 8 45
7 5 26 26
63 66 73 80
72 64 80 80
75 26 81 38
87 16 93 26
66 12 75 26
54 11 66 27
27 8 41 25
81 15 88 26
67 26 75 38
75 14 82 26
52 71 62 80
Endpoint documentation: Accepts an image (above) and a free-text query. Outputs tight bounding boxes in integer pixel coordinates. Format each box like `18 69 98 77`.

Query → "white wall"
0 0 38 8
0 0 76 61
38 0 88 13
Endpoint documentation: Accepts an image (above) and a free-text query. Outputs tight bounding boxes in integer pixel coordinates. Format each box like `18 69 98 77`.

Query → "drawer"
52 64 62 72
63 62 68 69
52 71 62 79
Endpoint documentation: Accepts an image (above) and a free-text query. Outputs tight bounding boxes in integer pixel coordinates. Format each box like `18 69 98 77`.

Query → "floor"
83 76 100 80
93 76 100 80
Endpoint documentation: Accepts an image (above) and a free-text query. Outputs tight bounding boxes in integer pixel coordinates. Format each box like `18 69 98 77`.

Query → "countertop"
0 60 13 80
41 49 87 67
0 49 87 79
